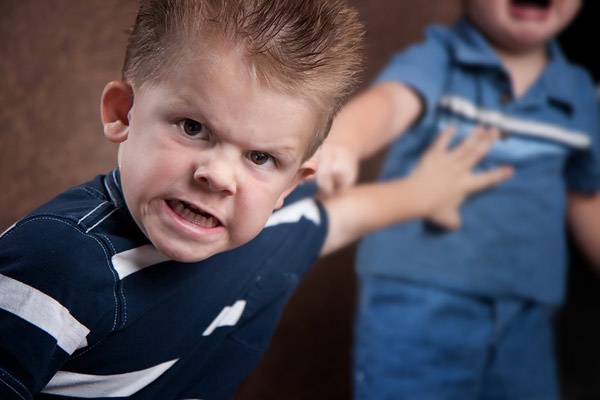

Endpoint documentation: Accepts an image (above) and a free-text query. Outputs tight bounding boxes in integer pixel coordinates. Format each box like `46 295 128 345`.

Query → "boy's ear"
101 81 134 143
274 157 318 210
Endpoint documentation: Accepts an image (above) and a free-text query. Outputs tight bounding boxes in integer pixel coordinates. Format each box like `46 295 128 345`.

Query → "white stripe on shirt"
265 199 320 228
0 273 89 353
42 359 178 398
202 300 247 336
439 95 591 149
112 245 172 280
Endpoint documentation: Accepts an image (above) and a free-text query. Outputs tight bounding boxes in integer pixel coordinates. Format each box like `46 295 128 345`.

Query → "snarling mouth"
512 0 551 9
167 200 221 228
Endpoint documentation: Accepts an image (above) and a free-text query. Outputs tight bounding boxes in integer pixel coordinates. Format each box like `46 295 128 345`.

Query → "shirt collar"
539 40 574 106
450 17 574 108
450 17 502 68
104 168 127 209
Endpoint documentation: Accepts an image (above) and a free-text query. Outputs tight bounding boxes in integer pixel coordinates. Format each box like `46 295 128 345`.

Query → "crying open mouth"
511 0 551 9
168 200 220 228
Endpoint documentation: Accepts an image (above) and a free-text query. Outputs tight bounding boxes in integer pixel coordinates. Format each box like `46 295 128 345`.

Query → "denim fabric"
353 277 558 400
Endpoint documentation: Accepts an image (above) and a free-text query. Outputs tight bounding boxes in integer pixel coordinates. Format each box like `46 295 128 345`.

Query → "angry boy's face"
466 0 581 53
102 46 318 262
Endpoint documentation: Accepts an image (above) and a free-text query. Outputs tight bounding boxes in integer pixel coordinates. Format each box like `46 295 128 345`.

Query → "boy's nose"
193 155 237 195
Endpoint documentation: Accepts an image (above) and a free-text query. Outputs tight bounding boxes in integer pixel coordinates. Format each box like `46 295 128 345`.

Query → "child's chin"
155 244 219 264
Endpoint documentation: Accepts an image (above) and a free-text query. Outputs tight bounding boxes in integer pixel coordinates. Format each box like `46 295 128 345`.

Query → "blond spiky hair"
122 0 364 158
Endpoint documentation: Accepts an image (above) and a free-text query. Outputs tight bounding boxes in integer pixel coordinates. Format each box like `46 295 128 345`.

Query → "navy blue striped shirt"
0 170 327 399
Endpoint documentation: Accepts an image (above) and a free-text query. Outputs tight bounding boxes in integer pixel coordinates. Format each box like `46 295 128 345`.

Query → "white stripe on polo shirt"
0 273 89 354
439 95 591 149
112 245 171 280
265 198 320 228
202 300 247 336
42 359 178 398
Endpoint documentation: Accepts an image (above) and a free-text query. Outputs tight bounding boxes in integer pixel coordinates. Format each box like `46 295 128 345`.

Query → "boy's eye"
179 118 208 139
248 151 274 166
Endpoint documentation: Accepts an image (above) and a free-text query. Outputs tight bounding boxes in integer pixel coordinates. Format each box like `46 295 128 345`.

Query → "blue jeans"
353 276 558 400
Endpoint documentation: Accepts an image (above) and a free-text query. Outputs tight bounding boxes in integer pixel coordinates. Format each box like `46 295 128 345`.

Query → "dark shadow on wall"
555 2 600 400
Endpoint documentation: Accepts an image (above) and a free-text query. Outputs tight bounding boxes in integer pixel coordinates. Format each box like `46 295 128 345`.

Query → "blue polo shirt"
356 18 600 305
0 171 327 399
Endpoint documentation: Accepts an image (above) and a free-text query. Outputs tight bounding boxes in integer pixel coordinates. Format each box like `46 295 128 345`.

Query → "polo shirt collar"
105 168 127 209
450 17 574 108
539 40 574 106
450 17 502 69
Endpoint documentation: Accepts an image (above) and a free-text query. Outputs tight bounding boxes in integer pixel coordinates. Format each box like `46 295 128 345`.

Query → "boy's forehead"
144 31 328 156
144 47 321 153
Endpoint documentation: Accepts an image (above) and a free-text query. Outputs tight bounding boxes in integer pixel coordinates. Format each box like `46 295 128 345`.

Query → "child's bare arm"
319 125 513 256
316 81 422 197
567 192 600 274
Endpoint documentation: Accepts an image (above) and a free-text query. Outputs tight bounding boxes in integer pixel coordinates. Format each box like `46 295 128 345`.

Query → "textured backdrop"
1 1 598 399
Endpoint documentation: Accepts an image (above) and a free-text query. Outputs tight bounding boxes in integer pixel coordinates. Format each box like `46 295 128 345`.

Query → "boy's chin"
154 244 224 264
149 227 262 263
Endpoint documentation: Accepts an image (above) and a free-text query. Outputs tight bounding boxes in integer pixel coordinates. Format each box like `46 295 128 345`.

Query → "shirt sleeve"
566 78 600 193
374 24 452 117
0 217 118 398
263 181 328 278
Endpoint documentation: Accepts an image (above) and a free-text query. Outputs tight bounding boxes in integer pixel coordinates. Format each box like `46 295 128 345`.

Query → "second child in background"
317 0 600 399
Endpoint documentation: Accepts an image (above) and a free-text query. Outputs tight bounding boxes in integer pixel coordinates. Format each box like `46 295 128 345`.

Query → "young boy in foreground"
0 0 510 399
316 0 600 398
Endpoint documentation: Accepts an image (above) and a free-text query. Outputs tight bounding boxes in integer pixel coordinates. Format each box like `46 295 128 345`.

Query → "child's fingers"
430 124 456 153
441 211 461 230
453 126 499 167
467 165 513 193
316 175 335 198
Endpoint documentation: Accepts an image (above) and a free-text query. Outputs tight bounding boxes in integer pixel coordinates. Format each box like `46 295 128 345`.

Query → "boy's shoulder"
0 174 128 330
26 174 115 222
391 19 484 72
0 172 132 267
544 40 598 109
7 171 130 234
558 58 597 90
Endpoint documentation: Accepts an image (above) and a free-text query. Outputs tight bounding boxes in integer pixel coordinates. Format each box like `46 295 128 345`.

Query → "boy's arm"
316 81 422 196
319 125 513 256
567 192 600 273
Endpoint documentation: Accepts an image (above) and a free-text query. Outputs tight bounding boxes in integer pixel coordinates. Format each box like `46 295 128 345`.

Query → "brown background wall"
1 1 598 399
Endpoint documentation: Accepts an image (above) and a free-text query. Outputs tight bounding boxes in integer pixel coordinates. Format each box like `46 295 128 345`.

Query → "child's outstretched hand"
408 125 513 229
314 143 360 198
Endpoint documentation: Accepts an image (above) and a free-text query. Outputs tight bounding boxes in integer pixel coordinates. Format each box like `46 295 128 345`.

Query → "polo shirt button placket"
498 91 511 139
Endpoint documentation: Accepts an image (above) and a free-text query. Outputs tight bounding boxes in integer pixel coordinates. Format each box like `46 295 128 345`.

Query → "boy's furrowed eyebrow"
163 96 212 123
163 95 202 112
163 102 304 160
159 88 309 161
262 145 296 159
